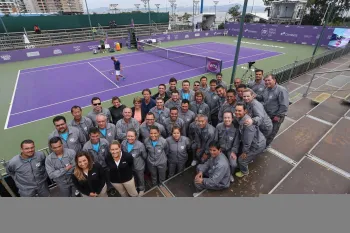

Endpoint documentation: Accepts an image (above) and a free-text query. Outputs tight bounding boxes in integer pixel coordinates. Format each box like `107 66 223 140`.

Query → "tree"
182 12 192 21
301 0 350 25
228 4 240 21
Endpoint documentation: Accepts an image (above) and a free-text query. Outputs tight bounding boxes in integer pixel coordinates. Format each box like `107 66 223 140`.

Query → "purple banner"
0 39 126 64
0 30 228 64
225 23 337 47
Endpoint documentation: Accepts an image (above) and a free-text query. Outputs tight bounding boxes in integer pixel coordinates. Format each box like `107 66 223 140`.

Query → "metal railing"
267 45 350 85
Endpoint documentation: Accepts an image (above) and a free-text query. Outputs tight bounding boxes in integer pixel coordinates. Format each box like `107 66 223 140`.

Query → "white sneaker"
230 175 234 183
138 191 144 197
193 192 201 197
191 160 198 166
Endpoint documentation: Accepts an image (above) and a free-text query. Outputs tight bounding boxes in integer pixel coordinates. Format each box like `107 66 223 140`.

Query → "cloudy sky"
85 0 265 10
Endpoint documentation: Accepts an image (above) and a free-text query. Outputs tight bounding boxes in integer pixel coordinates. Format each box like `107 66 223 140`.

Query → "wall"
0 13 169 33
225 22 335 47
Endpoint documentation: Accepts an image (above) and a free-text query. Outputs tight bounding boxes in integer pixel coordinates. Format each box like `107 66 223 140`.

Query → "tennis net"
137 41 222 73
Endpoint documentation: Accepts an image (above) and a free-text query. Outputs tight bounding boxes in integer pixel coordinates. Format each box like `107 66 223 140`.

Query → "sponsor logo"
194 33 200 37
69 138 75 142
26 51 40 57
167 35 171 40
102 149 105 152
25 44 36 49
280 32 298 37
132 153 136 158
108 133 112 136
180 146 184 150
53 49 62 55
233 28 240 32
0 54 11 61
73 46 81 52
184 34 189 39
174 34 179 40
157 37 165 41
207 60 220 73
304 35 313 38
205 33 209 36
261 28 268 36
302 42 307 45
36 163 41 167
244 29 257 33
313 27 319 29
88 45 98 50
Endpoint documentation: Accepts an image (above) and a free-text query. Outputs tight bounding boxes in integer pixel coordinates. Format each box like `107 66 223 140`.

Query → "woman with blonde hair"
105 140 138 197
71 152 108 197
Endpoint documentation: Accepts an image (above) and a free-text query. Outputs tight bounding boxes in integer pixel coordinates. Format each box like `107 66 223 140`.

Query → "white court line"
5 51 282 129
9 51 277 117
88 62 120 88
205 41 285 53
4 70 21 129
19 42 214 74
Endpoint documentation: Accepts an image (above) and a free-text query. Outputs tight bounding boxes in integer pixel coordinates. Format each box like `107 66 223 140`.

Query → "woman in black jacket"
105 140 138 197
72 152 108 197
109 96 126 124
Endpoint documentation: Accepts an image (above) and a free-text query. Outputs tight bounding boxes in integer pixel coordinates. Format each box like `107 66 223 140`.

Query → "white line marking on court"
88 62 120 88
179 44 244 57
4 70 21 130
6 51 282 129
20 51 146 74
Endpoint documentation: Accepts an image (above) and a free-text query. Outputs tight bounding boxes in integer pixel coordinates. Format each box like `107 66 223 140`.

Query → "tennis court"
5 41 282 129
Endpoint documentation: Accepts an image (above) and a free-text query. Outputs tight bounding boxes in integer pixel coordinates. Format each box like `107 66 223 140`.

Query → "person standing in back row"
262 75 289 148
111 56 124 82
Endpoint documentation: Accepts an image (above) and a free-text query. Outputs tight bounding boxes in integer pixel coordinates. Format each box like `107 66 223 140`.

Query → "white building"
1 0 84 14
265 0 307 24
0 0 18 14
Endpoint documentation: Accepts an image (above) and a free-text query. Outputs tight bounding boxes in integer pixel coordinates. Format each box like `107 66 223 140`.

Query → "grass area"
0 36 327 163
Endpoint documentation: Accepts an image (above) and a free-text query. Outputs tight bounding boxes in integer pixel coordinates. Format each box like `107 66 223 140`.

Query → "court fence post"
303 73 316 97
287 57 298 83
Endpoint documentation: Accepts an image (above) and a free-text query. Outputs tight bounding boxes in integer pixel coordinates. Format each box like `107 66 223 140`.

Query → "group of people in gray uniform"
4 69 289 197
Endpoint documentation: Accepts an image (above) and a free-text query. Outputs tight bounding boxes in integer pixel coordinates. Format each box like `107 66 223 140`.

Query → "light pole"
84 0 93 38
135 4 140 11
155 4 160 13
169 0 176 24
213 1 219 23
194 0 199 15
141 0 152 35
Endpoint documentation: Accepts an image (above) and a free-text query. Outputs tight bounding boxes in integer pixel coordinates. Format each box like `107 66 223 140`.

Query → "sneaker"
230 175 234 183
138 191 145 197
193 192 201 197
235 171 248 178
191 160 198 166
122 76 126 80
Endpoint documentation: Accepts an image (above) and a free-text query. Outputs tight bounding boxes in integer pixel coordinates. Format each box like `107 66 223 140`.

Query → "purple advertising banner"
0 30 228 64
225 22 336 47
0 38 126 64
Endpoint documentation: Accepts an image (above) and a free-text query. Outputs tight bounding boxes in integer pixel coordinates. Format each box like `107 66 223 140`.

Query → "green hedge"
0 13 169 33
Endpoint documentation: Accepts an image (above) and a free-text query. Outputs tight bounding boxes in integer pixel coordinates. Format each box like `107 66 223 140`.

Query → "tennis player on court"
111 56 124 82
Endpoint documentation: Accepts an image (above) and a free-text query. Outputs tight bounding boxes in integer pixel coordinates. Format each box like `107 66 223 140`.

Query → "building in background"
264 0 307 24
0 0 83 14
0 0 19 14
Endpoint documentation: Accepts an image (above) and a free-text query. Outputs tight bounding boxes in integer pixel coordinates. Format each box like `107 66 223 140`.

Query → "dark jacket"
71 163 106 196
109 104 126 125
152 92 170 103
131 107 146 123
105 151 134 184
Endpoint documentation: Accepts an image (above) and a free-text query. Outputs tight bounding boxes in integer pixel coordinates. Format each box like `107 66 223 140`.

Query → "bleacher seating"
0 23 191 51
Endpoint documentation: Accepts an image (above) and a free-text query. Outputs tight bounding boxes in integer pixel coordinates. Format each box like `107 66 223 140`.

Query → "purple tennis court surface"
5 42 281 129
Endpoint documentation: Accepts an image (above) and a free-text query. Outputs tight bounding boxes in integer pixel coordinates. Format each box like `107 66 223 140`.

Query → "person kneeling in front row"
193 141 231 197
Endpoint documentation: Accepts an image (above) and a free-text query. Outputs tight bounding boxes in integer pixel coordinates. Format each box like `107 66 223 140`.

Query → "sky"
86 0 265 10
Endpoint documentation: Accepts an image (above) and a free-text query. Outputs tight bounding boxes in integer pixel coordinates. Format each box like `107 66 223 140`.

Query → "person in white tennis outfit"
111 56 124 82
